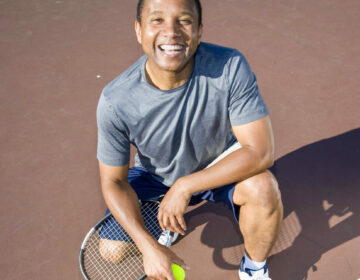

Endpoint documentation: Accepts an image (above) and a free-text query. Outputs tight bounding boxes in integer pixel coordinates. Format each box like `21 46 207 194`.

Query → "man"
96 0 283 279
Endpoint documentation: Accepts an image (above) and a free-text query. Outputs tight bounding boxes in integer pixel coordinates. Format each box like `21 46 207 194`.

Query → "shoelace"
242 262 271 280
241 268 271 280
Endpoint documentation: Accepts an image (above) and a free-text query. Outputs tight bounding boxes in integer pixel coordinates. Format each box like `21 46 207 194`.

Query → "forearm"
101 180 158 252
179 145 274 196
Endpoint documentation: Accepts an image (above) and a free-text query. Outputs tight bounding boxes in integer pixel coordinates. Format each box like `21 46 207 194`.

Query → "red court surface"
1 0 359 279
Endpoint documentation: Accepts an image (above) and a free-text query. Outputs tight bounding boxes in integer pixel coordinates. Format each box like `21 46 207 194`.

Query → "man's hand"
142 242 187 280
158 179 192 235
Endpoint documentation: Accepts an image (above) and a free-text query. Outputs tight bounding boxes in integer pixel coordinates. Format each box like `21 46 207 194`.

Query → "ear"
199 24 203 38
197 24 203 44
135 20 142 44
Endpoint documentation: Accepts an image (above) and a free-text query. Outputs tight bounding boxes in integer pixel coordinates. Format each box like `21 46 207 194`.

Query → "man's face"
135 0 202 74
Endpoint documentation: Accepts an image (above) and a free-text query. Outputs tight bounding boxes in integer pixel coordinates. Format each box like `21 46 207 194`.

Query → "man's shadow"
183 128 360 279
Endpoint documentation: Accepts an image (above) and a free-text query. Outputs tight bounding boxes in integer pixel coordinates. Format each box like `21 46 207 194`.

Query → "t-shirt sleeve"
96 94 130 166
227 51 269 126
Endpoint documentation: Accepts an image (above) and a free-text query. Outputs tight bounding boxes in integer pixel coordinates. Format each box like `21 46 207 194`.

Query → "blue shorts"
101 167 239 240
105 166 240 219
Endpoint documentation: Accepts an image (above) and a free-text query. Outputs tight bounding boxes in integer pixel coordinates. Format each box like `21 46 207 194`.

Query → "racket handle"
158 229 172 247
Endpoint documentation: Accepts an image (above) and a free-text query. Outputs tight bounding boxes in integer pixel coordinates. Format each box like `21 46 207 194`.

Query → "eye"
179 18 193 25
151 18 163 24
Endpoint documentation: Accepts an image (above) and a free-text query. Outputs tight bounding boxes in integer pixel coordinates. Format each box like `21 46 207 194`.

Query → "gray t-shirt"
97 42 269 186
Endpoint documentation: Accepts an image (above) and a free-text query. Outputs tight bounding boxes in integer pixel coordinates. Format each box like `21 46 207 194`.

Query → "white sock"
244 252 266 271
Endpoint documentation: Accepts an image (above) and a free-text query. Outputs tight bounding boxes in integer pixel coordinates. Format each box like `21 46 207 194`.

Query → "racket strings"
82 201 163 279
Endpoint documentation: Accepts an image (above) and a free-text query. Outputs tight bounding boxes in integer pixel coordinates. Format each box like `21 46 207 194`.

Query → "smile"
158 44 185 54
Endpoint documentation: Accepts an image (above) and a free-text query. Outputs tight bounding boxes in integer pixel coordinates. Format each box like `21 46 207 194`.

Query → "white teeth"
159 45 183 51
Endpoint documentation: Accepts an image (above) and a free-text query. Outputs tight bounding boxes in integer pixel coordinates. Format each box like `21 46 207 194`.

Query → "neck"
145 59 194 90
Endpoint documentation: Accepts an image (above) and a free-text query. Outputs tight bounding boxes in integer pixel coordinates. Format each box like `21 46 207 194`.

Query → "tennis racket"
79 196 178 280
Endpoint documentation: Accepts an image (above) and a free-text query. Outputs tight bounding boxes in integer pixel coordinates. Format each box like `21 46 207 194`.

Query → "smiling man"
136 0 200 87
96 0 283 279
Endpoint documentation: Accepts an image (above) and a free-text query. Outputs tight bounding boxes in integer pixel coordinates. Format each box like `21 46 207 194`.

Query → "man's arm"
158 115 274 234
99 163 152 247
99 162 185 279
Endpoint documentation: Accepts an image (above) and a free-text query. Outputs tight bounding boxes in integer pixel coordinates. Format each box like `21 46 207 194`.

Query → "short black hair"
136 0 202 26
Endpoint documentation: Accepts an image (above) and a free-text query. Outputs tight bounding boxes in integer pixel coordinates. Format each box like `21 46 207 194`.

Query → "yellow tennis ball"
171 263 185 280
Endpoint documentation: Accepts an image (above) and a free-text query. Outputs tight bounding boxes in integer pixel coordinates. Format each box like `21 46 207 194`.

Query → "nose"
162 20 181 38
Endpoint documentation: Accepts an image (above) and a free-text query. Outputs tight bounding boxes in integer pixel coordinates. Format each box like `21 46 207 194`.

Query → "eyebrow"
149 10 194 17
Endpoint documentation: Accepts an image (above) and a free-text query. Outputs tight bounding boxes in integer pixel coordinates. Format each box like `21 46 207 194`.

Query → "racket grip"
158 229 172 247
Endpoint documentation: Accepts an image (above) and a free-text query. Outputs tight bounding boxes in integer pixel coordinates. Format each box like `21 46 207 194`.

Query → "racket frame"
79 196 164 280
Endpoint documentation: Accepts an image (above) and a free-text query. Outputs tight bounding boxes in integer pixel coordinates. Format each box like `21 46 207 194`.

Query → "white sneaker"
238 257 271 280
157 229 179 247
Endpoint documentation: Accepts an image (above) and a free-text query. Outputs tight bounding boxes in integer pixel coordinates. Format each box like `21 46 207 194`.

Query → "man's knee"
233 170 281 209
99 239 136 263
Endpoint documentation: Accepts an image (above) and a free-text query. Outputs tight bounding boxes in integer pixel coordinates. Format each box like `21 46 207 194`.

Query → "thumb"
170 263 188 280
172 260 189 272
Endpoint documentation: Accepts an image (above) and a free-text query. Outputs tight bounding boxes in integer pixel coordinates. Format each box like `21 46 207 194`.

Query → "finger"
157 210 165 231
172 257 188 270
165 267 176 280
176 214 187 233
169 215 185 235
162 213 171 231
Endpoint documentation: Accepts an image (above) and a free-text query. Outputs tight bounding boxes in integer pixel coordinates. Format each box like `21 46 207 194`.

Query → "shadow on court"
183 128 360 279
